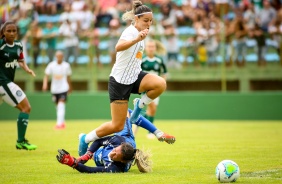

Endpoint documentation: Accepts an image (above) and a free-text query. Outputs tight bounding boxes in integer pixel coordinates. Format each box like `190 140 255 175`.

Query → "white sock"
139 93 153 108
85 129 100 143
57 102 65 125
153 129 164 139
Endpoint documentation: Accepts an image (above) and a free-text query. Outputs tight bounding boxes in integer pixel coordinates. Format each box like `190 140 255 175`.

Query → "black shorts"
52 92 68 104
108 71 148 103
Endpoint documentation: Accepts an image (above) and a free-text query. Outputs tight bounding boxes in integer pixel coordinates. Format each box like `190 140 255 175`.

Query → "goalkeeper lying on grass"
56 109 175 173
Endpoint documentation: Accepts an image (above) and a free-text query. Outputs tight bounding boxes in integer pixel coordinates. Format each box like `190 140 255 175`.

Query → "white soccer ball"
215 160 240 183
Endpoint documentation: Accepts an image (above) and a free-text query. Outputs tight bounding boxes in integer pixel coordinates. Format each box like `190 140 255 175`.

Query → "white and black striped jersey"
110 25 145 85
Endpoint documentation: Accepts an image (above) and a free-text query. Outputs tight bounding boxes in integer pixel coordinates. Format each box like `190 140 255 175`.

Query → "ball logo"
16 90 22 97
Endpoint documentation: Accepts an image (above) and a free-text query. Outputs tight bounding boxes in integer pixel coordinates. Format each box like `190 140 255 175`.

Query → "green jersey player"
0 21 37 150
135 39 168 139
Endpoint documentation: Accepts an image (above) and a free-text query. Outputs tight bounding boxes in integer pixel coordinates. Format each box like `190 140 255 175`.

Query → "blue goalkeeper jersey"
75 116 136 173
92 135 133 172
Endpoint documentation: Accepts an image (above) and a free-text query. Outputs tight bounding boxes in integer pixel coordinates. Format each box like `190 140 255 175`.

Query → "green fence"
1 92 282 120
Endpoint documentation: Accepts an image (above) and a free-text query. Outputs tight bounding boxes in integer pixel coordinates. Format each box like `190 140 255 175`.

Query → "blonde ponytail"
122 10 135 22
146 39 167 56
133 148 152 173
154 40 167 56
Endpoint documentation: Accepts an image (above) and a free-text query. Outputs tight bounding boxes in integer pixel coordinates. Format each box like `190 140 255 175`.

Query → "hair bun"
133 0 143 9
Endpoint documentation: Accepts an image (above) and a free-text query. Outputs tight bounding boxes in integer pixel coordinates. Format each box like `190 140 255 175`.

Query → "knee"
157 78 167 92
22 104 31 114
111 121 125 132
112 126 124 133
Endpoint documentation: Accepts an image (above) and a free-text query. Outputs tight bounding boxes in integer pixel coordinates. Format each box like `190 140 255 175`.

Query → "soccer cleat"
129 98 142 124
77 151 93 164
78 133 89 156
56 149 77 168
16 139 37 150
158 133 176 144
54 123 66 130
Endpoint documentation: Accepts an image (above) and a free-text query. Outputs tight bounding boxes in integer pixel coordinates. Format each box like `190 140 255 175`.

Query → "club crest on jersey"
16 90 22 97
154 64 160 70
17 48 21 56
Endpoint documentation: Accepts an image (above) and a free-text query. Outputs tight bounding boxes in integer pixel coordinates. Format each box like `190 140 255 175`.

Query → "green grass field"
0 120 282 184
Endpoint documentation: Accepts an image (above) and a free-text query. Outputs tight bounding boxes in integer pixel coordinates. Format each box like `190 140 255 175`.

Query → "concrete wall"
1 92 282 120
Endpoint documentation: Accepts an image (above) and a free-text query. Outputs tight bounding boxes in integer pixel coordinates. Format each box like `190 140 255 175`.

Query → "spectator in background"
0 0 11 24
45 0 57 15
256 0 277 32
163 21 180 69
194 16 209 66
214 0 230 17
251 0 263 14
59 3 75 23
71 0 86 23
159 1 177 27
267 17 281 62
19 0 33 14
116 0 132 20
71 0 86 12
250 23 266 66
42 51 72 130
17 11 33 64
25 21 42 68
59 19 79 65
108 18 122 66
231 12 248 67
42 22 59 63
94 0 118 27
203 18 219 67
32 0 45 14
197 41 208 66
17 11 32 40
76 5 96 34
222 15 234 66
244 3 257 31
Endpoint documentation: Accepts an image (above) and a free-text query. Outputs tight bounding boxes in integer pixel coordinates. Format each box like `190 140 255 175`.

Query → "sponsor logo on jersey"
5 59 18 69
4 53 9 57
136 45 144 59
16 90 22 97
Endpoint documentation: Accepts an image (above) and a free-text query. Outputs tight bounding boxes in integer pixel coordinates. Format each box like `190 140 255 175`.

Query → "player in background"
42 50 72 129
134 39 168 139
57 108 175 173
0 21 37 150
79 0 168 148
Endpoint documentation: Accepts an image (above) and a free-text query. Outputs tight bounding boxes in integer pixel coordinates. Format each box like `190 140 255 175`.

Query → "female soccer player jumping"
79 0 171 148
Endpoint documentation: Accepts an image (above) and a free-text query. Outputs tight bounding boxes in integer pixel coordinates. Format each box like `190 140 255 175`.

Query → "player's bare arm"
18 59 36 77
115 29 149 52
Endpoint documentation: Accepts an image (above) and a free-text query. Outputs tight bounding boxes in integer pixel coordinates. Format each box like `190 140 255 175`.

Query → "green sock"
17 112 29 143
147 115 154 134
